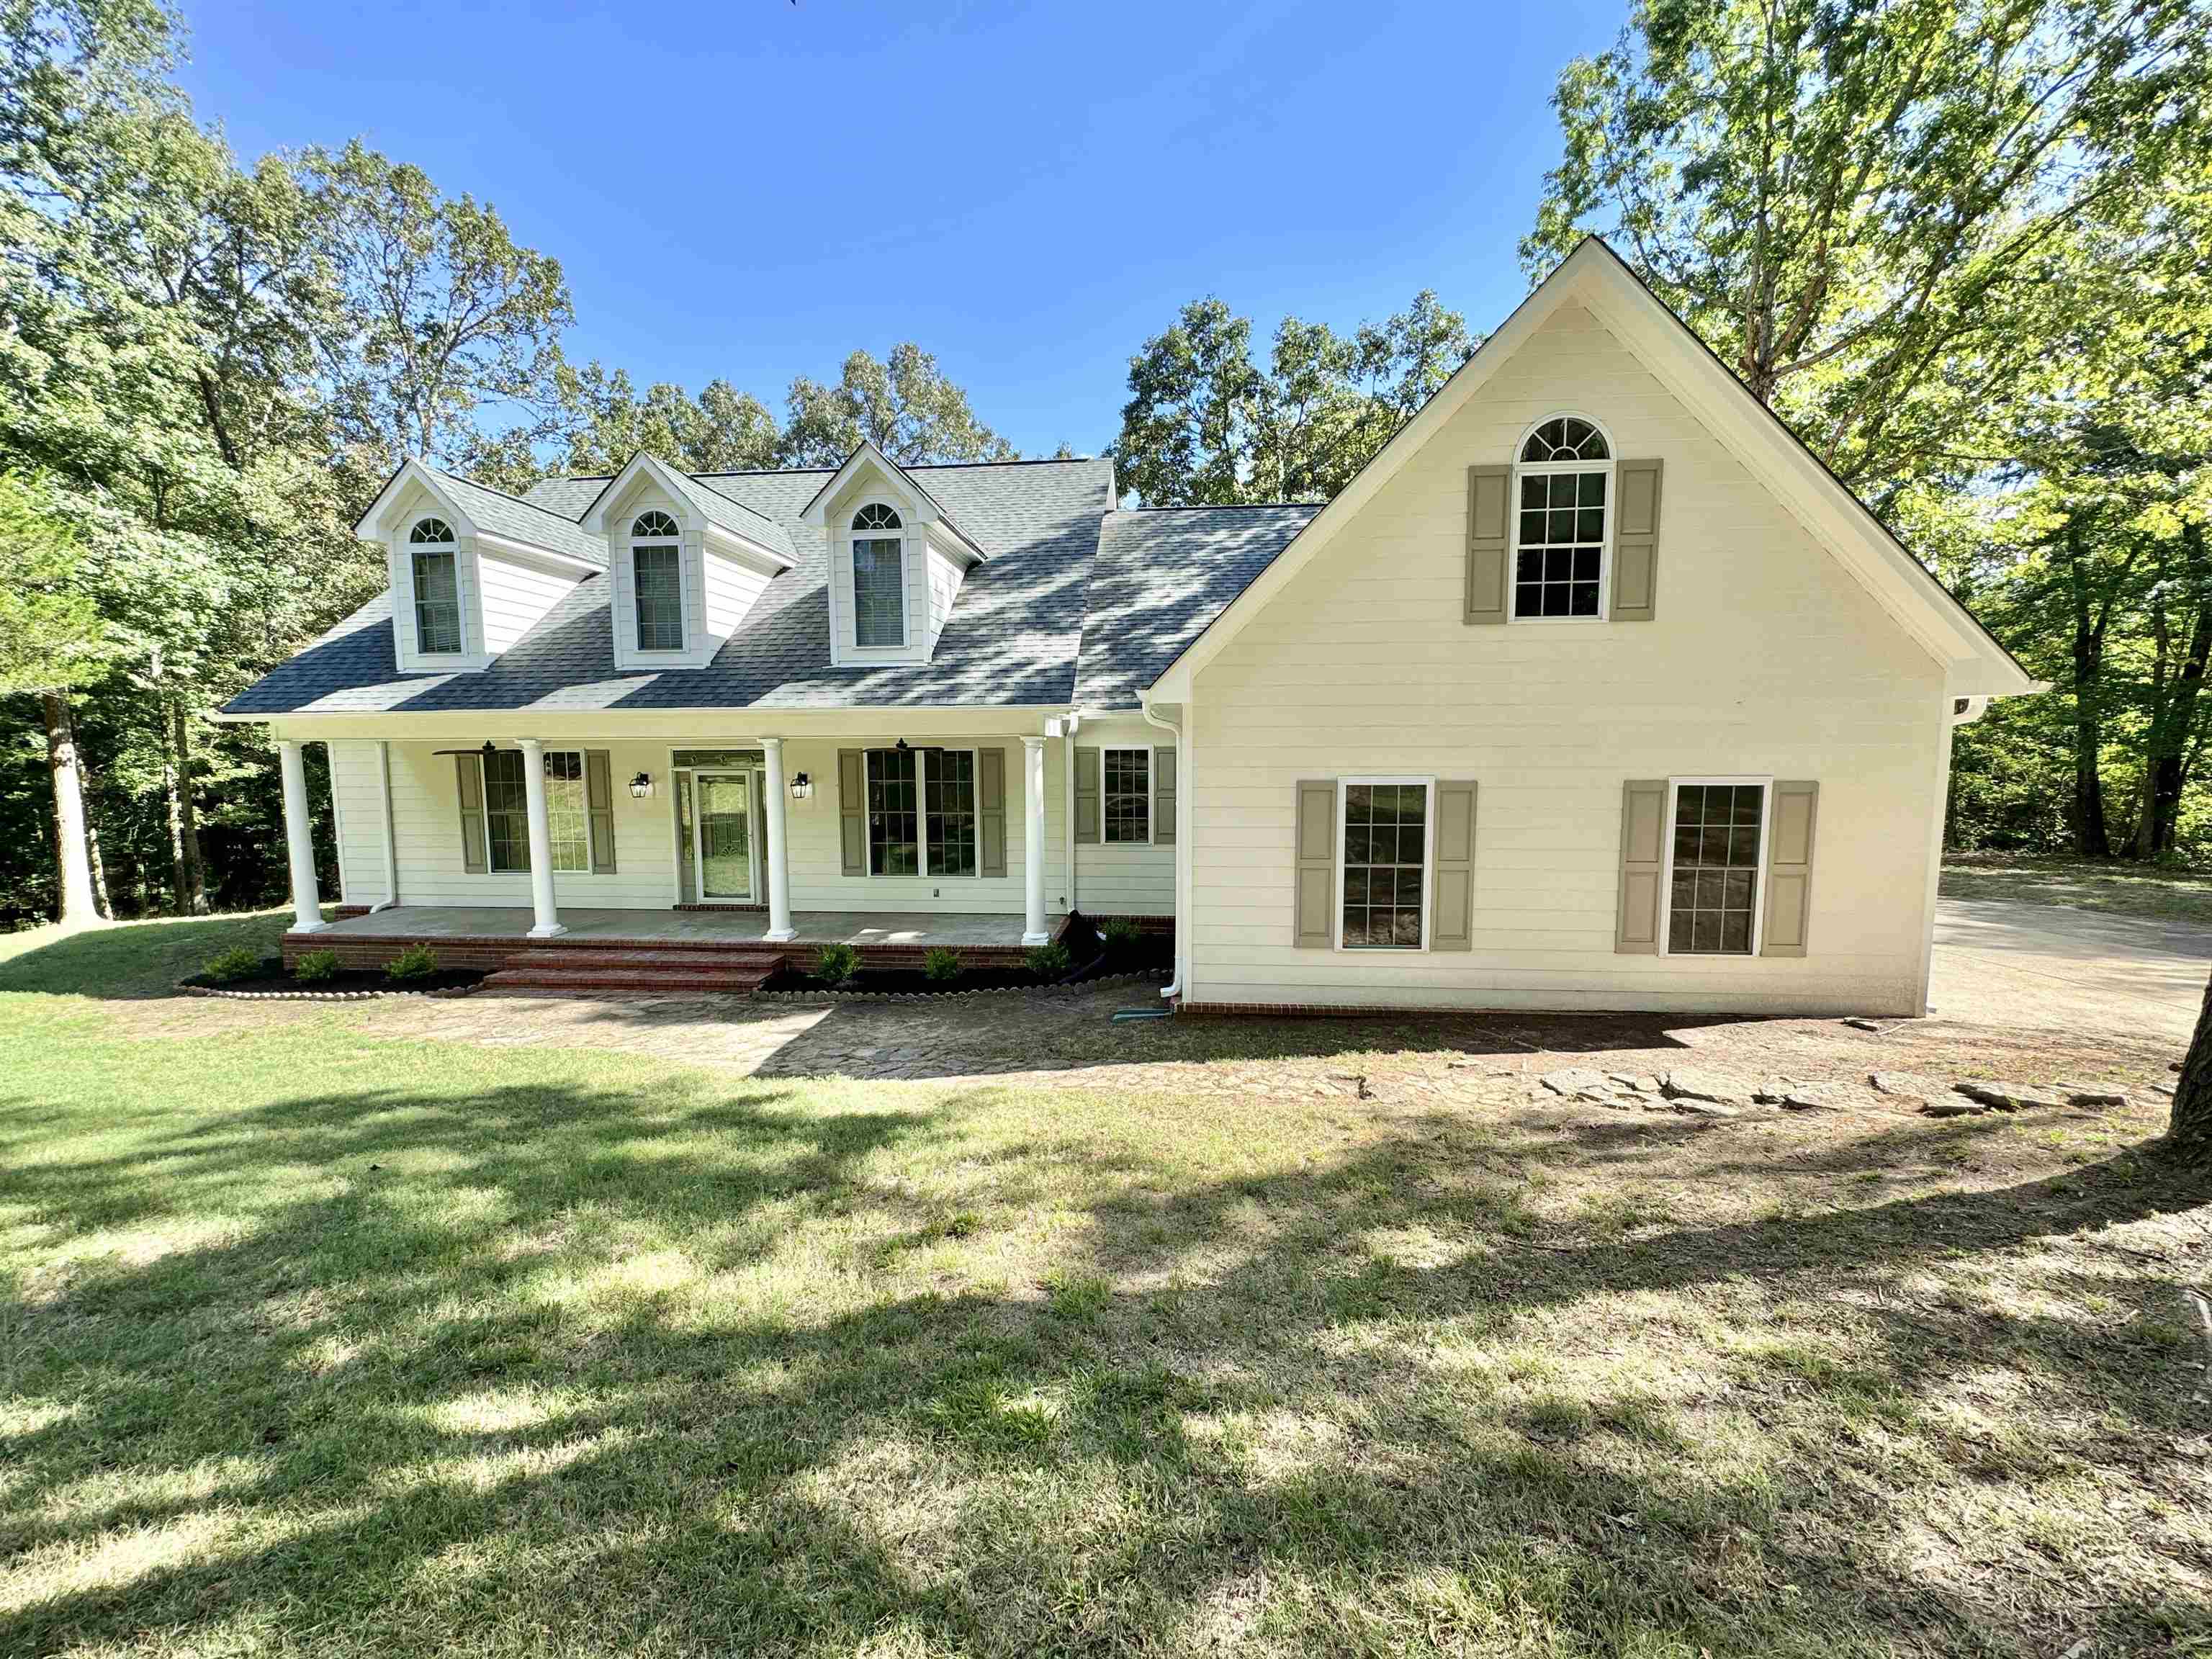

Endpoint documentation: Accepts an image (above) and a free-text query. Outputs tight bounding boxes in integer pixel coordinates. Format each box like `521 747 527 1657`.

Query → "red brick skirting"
284 929 1040 974
332 904 373 920
673 902 767 912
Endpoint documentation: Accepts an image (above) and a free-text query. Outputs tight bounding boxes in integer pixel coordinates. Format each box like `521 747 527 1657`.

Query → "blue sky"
174 0 1625 459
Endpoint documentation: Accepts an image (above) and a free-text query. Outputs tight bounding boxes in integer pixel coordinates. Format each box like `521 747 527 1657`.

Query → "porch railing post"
278 738 326 933
517 738 565 939
1021 735 1048 945
760 737 795 943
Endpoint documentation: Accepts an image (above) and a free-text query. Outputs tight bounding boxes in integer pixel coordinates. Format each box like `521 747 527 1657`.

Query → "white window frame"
408 518 464 657
1100 744 1154 845
1333 775 1437 953
1657 775 1771 958
864 745 980 878
1508 410 1615 625
475 747 593 876
629 510 688 655
849 500 908 651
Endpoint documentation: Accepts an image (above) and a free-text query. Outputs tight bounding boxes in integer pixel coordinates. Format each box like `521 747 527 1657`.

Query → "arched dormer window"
408 517 462 654
850 503 904 648
1513 415 1612 619
630 509 683 652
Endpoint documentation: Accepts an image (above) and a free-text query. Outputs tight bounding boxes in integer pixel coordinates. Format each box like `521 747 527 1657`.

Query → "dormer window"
851 503 904 647
408 517 462 653
1513 415 1612 619
630 509 683 651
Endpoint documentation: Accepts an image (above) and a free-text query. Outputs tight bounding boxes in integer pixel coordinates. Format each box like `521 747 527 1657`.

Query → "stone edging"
754 969 1168 1005
179 981 483 1002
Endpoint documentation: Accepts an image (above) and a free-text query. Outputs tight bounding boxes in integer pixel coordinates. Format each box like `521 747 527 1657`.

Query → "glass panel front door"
696 772 754 899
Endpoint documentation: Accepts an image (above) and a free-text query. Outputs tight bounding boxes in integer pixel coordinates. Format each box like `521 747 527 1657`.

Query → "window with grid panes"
1341 782 1428 948
1668 783 1764 953
1513 415 1611 618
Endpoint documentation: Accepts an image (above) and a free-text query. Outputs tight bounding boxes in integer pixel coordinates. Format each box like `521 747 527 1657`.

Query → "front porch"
287 904 1071 992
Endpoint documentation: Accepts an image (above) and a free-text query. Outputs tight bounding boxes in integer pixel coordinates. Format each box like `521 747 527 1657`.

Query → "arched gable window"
850 503 904 648
630 509 683 651
408 517 462 654
1513 415 1612 619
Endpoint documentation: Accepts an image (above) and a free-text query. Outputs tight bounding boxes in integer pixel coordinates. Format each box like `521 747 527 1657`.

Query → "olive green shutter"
585 749 617 873
1294 780 1335 948
1611 459 1663 621
1761 781 1818 956
1154 745 1177 845
1465 463 1511 624
1074 745 1101 843
1431 781 1477 951
1616 779 1667 953
455 755 487 873
838 748 867 876
977 746 1007 878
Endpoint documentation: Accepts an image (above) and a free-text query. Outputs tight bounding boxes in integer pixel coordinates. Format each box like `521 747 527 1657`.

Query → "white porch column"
1021 735 1048 945
516 738 565 939
760 737 796 942
278 739 326 934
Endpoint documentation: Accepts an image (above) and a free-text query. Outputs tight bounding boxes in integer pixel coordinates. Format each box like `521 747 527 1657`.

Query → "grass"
2 915 2210 1656
1942 850 2212 925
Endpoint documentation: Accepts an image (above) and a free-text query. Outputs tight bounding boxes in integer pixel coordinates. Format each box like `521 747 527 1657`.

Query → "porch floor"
312 906 1062 950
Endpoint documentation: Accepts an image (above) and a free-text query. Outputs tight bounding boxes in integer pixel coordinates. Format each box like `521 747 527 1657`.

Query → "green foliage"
383 943 438 982
291 948 340 984
202 944 260 983
779 343 1013 468
1025 940 1071 980
1100 917 1142 953
0 472 107 694
814 942 860 986
922 945 963 983
1114 292 1473 505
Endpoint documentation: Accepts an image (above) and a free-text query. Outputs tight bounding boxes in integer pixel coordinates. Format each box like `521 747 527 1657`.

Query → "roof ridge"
440 467 608 526
1118 501 1322 513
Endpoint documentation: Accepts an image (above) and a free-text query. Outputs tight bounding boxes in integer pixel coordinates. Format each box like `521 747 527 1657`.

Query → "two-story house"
222 239 2039 1012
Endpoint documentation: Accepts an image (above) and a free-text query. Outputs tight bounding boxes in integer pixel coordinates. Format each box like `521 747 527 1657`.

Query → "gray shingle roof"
226 458 1121 716
1072 506 1318 706
434 471 609 567
569 459 797 564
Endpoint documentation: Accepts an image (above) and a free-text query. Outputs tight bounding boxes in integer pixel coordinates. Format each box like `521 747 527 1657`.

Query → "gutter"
1137 695 1183 1000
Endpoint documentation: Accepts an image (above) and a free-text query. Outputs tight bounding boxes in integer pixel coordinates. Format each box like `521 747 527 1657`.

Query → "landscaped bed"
758 914 1172 998
179 943 485 999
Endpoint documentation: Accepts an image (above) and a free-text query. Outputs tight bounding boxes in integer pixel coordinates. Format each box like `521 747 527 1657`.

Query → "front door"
693 770 755 900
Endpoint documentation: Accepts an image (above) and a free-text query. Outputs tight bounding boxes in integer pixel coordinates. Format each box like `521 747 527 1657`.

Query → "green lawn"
2 916 2208 1657
1942 850 2212 925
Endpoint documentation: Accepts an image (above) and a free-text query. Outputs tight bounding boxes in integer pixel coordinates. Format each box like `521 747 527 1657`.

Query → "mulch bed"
180 956 486 1000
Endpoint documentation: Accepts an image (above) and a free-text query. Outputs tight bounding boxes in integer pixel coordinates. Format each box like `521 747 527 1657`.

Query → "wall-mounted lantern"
789 771 813 801
629 771 655 799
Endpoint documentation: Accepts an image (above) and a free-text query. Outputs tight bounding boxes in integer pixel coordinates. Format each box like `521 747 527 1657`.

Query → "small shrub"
1025 940 1071 980
202 945 261 984
814 941 860 986
292 949 341 984
384 943 439 982
1101 916 1142 953
922 945 963 982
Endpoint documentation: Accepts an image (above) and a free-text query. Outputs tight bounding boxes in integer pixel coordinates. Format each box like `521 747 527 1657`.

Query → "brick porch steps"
477 942 788 997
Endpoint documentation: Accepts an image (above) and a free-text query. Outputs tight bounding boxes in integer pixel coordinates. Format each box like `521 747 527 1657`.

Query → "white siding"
1073 715 1174 916
328 740 388 907
702 549 773 641
925 544 963 656
1187 300 1948 1017
477 549 578 655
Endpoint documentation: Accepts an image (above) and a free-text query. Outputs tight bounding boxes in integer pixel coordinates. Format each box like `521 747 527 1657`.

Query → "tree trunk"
41 691 101 927
2167 971 2212 1161
86 816 112 919
169 698 208 914
2141 523 2211 859
2064 522 2111 858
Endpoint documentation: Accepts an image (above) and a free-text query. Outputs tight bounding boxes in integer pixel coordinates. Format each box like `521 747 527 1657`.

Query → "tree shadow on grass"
0 910 299 1001
2 1074 2208 1657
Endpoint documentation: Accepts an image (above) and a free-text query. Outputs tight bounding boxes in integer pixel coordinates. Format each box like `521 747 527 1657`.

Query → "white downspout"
370 739 400 912
1138 695 1184 1000
1061 709 1080 914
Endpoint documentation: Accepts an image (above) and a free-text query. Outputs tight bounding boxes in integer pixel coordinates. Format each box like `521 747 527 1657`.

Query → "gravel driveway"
1930 895 2212 1040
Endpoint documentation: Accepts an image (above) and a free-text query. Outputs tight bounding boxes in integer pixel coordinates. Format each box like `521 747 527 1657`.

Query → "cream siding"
702 547 772 639
925 543 964 656
1071 715 1174 916
476 549 579 655
1187 300 1948 1016
328 741 389 904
